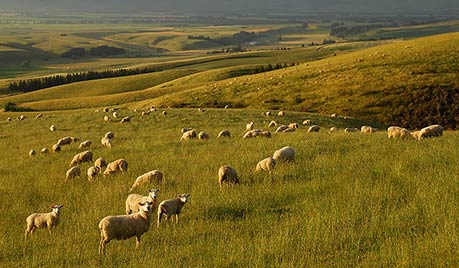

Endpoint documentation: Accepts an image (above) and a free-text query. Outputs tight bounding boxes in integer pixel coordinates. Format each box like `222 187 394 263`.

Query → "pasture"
1 108 458 267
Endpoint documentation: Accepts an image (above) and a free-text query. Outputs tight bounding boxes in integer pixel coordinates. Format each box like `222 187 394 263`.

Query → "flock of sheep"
18 108 443 255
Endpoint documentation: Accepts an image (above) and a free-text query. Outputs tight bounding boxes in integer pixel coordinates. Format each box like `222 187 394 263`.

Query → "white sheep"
307 125 320 133
246 122 254 131
78 140 92 149
303 119 312 125
103 159 128 175
57 136 79 146
120 116 131 123
130 170 163 191
217 130 231 138
328 127 338 133
242 129 271 139
275 125 289 133
288 123 299 129
411 124 444 140
49 125 56 132
278 111 284 116
25 205 63 240
344 128 358 132
94 157 107 169
181 127 193 134
66 166 81 180
103 115 111 122
6 117 12 122
126 189 160 214
87 166 100 181
273 146 295 162
40 148 49 154
157 194 191 227
69 150 93 166
361 126 377 133
29 149 36 156
198 131 209 140
101 136 113 148
387 126 411 139
181 130 197 141
256 157 276 172
105 131 115 139
103 107 110 112
331 113 337 118
35 114 43 119
268 121 277 128
99 201 154 255
218 165 239 187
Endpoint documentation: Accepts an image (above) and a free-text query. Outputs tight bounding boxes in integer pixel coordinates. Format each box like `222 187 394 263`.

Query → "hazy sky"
1 0 458 14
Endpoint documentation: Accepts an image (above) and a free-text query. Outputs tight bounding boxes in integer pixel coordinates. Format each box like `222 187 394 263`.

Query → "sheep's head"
179 193 191 203
51 205 63 214
148 189 160 200
139 201 153 212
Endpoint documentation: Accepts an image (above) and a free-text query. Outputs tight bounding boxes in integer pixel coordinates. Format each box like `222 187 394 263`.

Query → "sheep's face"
179 194 191 203
139 202 153 212
52 205 63 214
148 189 160 200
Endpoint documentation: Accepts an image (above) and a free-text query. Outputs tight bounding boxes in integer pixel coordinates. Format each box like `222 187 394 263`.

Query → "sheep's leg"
136 236 141 249
174 214 179 225
99 238 108 255
157 211 163 228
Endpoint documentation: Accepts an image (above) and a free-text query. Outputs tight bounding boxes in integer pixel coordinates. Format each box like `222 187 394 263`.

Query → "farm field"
1 108 459 267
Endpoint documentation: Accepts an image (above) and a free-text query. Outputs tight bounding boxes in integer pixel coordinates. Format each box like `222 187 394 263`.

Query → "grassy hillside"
1 108 459 267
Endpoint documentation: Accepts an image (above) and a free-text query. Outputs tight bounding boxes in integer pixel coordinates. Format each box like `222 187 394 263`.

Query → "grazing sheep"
411 124 443 140
141 111 150 116
95 157 107 169
283 128 296 133
101 136 113 148
278 111 284 116
162 111 167 116
29 149 36 156
70 150 93 166
328 127 338 133
87 166 100 181
66 166 81 180
57 136 79 146
268 121 277 127
78 140 92 149
99 201 154 255
344 128 358 132
181 130 197 141
288 123 299 129
361 126 377 133
105 131 115 139
256 157 276 172
35 114 43 119
150 107 157 112
387 126 411 139
120 116 131 123
103 115 111 122
49 125 56 132
273 146 295 163
103 159 128 175
157 194 191 227
25 205 63 240
224 105 229 109
198 108 206 112
126 189 160 214
198 131 209 140
181 127 193 134
6 117 12 122
243 129 271 139
331 113 337 118
217 130 231 138
246 122 254 131
17 115 25 121
40 148 49 154
103 107 110 113
218 165 239 187
130 170 163 191
275 125 289 133
112 111 119 118
307 125 320 133
303 120 312 125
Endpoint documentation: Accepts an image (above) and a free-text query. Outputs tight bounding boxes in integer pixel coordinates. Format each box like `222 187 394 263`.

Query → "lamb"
101 136 113 148
256 157 276 172
69 150 93 166
411 124 444 140
130 170 163 191
87 166 100 181
246 122 254 131
66 166 81 180
331 113 337 118
112 111 119 118
126 189 160 214
78 140 92 149
94 157 107 169
157 194 191 227
275 125 289 133
361 126 377 133
120 116 131 123
49 125 56 132
105 131 115 139
307 125 320 133
103 159 128 175
217 130 231 138
98 201 154 255
103 107 110 113
198 131 209 140
273 146 295 162
387 126 411 139
181 130 197 141
218 165 239 187
25 205 63 240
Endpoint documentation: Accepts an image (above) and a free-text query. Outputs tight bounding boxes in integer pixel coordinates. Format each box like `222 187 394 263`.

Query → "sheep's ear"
50 204 55 208
139 202 145 206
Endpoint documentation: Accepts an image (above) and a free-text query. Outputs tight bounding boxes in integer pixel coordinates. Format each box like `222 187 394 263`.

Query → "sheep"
278 111 284 116
25 205 63 240
78 140 92 149
126 189 160 214
218 165 239 187
40 148 49 154
130 170 163 191
98 201 154 255
95 157 107 169
331 113 337 118
103 115 111 122
57 136 79 146
283 127 296 133
268 121 277 128
181 130 197 141
344 128 358 132
103 107 110 113
411 124 444 140
303 120 312 125
112 111 119 118
6 117 12 122
69 150 93 166
29 149 36 156
288 123 299 129
105 131 115 139
103 159 128 175
308 125 320 133
66 166 81 180
141 111 150 116
181 127 193 134
275 125 289 133
328 127 338 133
87 166 100 181
49 125 56 132
150 107 157 112
361 126 377 134
120 116 131 123
198 108 206 112
387 126 411 139
198 131 209 140
217 130 231 138
101 136 113 148
256 157 276 172
162 111 167 116
157 194 191 227
17 115 25 121
273 146 295 162
35 114 43 119
242 129 271 139
246 122 254 131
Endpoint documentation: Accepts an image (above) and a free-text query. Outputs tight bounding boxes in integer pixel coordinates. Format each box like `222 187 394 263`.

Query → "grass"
0 108 459 267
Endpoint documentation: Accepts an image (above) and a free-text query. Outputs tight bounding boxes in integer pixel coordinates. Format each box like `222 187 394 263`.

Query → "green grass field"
0 108 458 267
